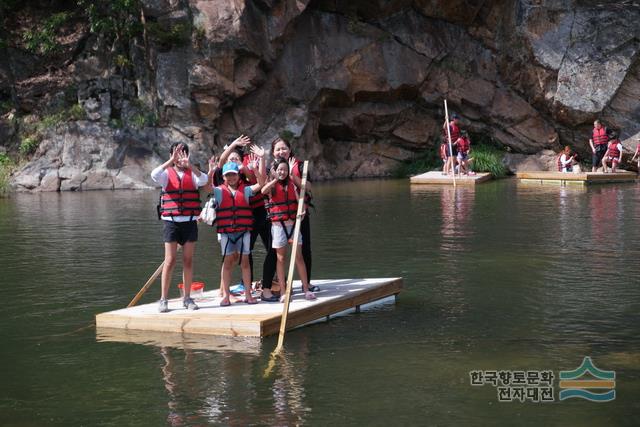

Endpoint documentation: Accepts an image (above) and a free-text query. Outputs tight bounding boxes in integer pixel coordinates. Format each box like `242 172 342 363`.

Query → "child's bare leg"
181 242 195 299
240 254 256 302
220 253 238 304
276 247 287 299
161 242 178 300
294 248 310 292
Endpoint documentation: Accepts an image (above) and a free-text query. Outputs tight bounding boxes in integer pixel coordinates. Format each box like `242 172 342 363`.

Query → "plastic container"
177 281 205 298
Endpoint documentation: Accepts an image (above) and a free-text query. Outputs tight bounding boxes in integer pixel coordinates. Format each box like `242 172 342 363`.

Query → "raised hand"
288 156 296 173
208 155 219 172
177 148 190 169
170 144 183 164
232 134 251 148
249 144 265 158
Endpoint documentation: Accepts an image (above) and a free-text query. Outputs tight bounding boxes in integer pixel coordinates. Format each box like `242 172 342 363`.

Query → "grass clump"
22 12 69 55
470 144 508 177
394 149 441 178
0 153 15 196
19 136 39 155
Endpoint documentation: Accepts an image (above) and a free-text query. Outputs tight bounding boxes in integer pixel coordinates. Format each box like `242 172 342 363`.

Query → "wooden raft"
95 278 403 338
410 171 492 185
517 171 637 185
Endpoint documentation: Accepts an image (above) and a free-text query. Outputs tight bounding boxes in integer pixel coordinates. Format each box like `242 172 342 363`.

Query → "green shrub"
0 154 14 196
471 144 508 177
22 12 69 55
147 22 190 47
19 136 39 155
394 149 441 178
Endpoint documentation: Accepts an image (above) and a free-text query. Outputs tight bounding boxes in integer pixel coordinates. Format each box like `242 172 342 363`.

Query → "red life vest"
266 179 299 222
159 168 202 218
215 182 253 233
241 159 266 209
457 136 470 154
607 140 621 158
593 127 608 146
443 121 460 143
440 143 448 160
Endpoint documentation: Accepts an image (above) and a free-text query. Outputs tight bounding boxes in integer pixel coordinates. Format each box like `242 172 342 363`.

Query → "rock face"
3 0 640 190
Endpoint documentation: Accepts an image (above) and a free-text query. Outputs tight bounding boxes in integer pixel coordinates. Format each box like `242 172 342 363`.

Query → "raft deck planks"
410 171 492 185
95 278 403 338
517 171 637 185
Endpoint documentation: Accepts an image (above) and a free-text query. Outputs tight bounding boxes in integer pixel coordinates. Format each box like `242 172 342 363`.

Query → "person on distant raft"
589 119 608 172
557 146 575 173
439 140 452 175
262 158 316 302
631 138 640 172
601 131 623 173
442 113 461 175
151 143 208 313
212 160 265 306
455 131 475 175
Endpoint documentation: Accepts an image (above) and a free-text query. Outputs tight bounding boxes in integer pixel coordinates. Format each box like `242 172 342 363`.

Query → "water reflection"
154 339 310 426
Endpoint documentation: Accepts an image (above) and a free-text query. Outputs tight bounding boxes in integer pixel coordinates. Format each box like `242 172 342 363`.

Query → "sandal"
304 291 317 301
245 298 258 305
219 297 231 307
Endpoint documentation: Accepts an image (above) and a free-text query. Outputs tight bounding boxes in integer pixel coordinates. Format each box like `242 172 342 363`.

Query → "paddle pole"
127 261 164 307
264 160 309 377
444 100 457 187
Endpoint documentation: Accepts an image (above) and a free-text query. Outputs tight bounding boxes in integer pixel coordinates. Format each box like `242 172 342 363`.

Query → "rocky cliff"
2 0 640 191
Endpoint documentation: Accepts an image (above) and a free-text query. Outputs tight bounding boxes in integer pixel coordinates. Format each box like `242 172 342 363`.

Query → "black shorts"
163 220 198 245
593 144 607 165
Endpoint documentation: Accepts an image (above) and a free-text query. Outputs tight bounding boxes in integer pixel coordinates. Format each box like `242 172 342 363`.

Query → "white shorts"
271 221 302 249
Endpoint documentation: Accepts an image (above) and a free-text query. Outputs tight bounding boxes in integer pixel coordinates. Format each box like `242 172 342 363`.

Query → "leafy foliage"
19 136 39 155
394 149 441 178
22 12 69 55
470 144 508 177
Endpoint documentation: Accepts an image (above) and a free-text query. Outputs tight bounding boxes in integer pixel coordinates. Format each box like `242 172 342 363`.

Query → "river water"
1 179 639 426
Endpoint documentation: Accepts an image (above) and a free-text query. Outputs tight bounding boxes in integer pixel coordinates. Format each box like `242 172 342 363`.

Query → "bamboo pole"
264 161 309 377
444 100 457 187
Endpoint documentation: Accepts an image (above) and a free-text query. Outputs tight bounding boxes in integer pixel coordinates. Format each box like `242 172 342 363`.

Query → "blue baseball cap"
222 162 239 175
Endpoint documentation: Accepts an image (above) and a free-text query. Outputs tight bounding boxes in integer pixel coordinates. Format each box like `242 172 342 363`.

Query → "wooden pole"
127 261 164 308
444 100 457 187
264 161 309 377
275 160 309 352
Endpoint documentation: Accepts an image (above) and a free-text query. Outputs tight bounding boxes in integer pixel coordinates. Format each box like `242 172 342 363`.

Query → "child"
212 161 265 306
557 146 574 173
262 158 316 302
151 143 208 313
601 131 623 173
455 131 474 175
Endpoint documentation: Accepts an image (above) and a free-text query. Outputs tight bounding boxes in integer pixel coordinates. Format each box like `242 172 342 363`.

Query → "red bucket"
177 281 205 298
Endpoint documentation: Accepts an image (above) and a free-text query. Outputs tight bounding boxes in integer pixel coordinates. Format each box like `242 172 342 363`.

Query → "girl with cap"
211 159 266 306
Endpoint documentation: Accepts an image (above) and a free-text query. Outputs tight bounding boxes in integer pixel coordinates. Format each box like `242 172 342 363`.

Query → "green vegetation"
22 12 69 55
394 149 441 178
471 144 508 177
78 0 141 39
147 22 190 48
37 103 86 131
19 136 39 156
0 153 15 196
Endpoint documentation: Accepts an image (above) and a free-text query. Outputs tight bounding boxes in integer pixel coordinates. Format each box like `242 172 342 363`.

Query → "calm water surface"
1 179 639 426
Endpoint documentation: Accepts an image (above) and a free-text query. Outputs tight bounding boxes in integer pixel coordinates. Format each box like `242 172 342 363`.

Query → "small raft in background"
517 171 637 186
95 278 403 338
410 171 492 185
